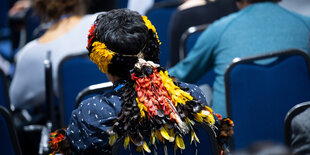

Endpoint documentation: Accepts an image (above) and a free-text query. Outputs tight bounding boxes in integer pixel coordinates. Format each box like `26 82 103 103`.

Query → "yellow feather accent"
200 110 210 117
142 16 161 45
124 136 130 149
136 98 147 119
190 130 194 145
159 70 193 106
160 127 173 141
89 41 115 73
186 117 195 126
199 109 215 125
151 131 156 144
109 134 118 146
167 128 175 142
155 130 164 142
192 130 200 143
176 135 185 150
206 113 215 125
194 113 203 123
205 106 213 113
143 142 151 153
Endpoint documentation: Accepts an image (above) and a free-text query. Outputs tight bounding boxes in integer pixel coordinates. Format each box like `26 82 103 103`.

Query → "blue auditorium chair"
118 0 128 8
0 67 10 109
112 123 219 155
146 0 183 67
0 0 13 60
58 53 109 127
224 49 310 150
179 24 216 87
0 106 22 155
75 82 113 108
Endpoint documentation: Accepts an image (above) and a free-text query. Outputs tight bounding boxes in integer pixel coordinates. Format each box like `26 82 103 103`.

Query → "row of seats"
1 48 310 154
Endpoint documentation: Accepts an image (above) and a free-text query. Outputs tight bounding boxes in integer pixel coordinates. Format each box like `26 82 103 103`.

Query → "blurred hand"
9 0 32 17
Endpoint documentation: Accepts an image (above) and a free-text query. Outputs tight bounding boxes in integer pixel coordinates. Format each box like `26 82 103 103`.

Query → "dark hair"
33 0 87 21
88 9 160 78
235 0 281 3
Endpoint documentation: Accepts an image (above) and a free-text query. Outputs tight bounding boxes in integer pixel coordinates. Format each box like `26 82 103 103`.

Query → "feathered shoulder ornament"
108 59 232 153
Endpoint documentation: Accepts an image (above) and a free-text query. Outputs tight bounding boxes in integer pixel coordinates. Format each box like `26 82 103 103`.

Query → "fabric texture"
169 2 310 117
291 108 310 155
66 80 208 154
9 14 98 109
169 0 237 66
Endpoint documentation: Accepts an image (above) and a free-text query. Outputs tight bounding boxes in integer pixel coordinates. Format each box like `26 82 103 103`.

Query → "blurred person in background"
127 0 154 15
169 0 238 66
9 0 97 109
169 0 310 117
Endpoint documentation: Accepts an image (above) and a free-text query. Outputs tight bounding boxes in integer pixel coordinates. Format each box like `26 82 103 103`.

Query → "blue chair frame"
75 82 113 108
178 24 216 87
0 106 22 155
224 49 310 150
58 52 109 127
112 123 219 155
284 101 310 146
145 0 183 67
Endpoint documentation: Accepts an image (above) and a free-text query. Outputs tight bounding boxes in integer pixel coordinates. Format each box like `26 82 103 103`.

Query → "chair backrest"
179 24 216 87
58 53 109 126
112 123 219 155
284 101 310 146
0 67 10 109
118 0 128 8
146 0 183 67
224 49 310 150
75 82 113 108
0 106 22 155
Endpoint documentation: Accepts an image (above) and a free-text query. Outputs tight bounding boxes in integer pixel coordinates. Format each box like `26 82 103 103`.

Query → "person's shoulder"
198 11 239 41
288 11 310 28
75 92 121 117
178 81 209 106
18 40 40 53
77 95 102 110
15 40 40 60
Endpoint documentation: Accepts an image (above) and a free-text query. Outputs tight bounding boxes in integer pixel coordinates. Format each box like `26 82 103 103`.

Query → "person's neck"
107 73 121 83
38 15 83 44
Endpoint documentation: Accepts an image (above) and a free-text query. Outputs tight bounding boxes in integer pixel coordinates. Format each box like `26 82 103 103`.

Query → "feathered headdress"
86 15 233 153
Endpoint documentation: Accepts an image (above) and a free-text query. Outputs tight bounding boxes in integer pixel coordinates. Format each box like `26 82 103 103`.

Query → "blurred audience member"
128 0 154 15
9 0 97 109
9 0 41 51
169 0 237 66
9 0 32 17
169 0 310 117
290 108 310 155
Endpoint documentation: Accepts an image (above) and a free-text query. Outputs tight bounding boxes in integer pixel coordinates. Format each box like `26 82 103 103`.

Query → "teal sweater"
169 2 310 117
